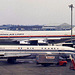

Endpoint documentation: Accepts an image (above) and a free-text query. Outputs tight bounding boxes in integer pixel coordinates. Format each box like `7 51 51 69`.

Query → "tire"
7 58 16 64
63 63 66 66
41 63 50 67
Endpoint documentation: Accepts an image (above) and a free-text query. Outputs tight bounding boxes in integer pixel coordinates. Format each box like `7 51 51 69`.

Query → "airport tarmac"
0 59 75 75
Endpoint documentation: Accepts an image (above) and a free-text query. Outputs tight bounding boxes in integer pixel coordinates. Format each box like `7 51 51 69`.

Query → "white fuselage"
0 28 75 39
0 45 75 58
0 27 75 44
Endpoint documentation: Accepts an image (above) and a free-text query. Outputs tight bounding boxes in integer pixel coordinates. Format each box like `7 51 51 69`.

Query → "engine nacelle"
38 39 48 45
19 40 30 45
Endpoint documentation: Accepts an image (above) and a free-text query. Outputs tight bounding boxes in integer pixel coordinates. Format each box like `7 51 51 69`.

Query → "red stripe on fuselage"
0 35 75 38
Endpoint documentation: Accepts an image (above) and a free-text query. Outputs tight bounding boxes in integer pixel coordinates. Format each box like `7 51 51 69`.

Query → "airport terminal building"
0 23 75 31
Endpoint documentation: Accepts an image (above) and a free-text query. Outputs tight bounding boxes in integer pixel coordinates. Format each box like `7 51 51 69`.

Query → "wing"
1 53 31 58
12 37 73 45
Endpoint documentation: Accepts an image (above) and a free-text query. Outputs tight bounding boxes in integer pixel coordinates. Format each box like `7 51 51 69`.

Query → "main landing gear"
7 58 16 64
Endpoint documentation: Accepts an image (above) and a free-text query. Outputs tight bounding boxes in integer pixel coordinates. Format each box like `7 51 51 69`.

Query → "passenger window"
41 48 43 49
51 48 53 49
27 48 29 49
32 48 34 49
54 48 55 49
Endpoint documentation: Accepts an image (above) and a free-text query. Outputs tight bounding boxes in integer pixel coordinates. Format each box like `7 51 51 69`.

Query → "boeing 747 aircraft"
0 27 75 45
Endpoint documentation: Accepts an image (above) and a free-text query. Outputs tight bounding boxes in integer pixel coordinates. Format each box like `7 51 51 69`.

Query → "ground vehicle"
36 54 67 67
59 60 67 66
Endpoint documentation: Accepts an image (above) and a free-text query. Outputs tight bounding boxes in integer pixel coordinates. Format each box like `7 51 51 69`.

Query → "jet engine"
38 39 48 45
19 40 30 45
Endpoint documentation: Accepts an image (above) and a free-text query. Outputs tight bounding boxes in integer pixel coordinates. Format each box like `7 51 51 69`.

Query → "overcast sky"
0 0 75 25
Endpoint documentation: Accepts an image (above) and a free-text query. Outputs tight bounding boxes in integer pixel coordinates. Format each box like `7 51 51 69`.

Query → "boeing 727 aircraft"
0 45 75 63
0 27 75 44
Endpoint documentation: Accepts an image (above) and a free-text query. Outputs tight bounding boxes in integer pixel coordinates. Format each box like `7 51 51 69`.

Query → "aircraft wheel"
62 63 66 66
41 63 50 67
7 58 16 63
